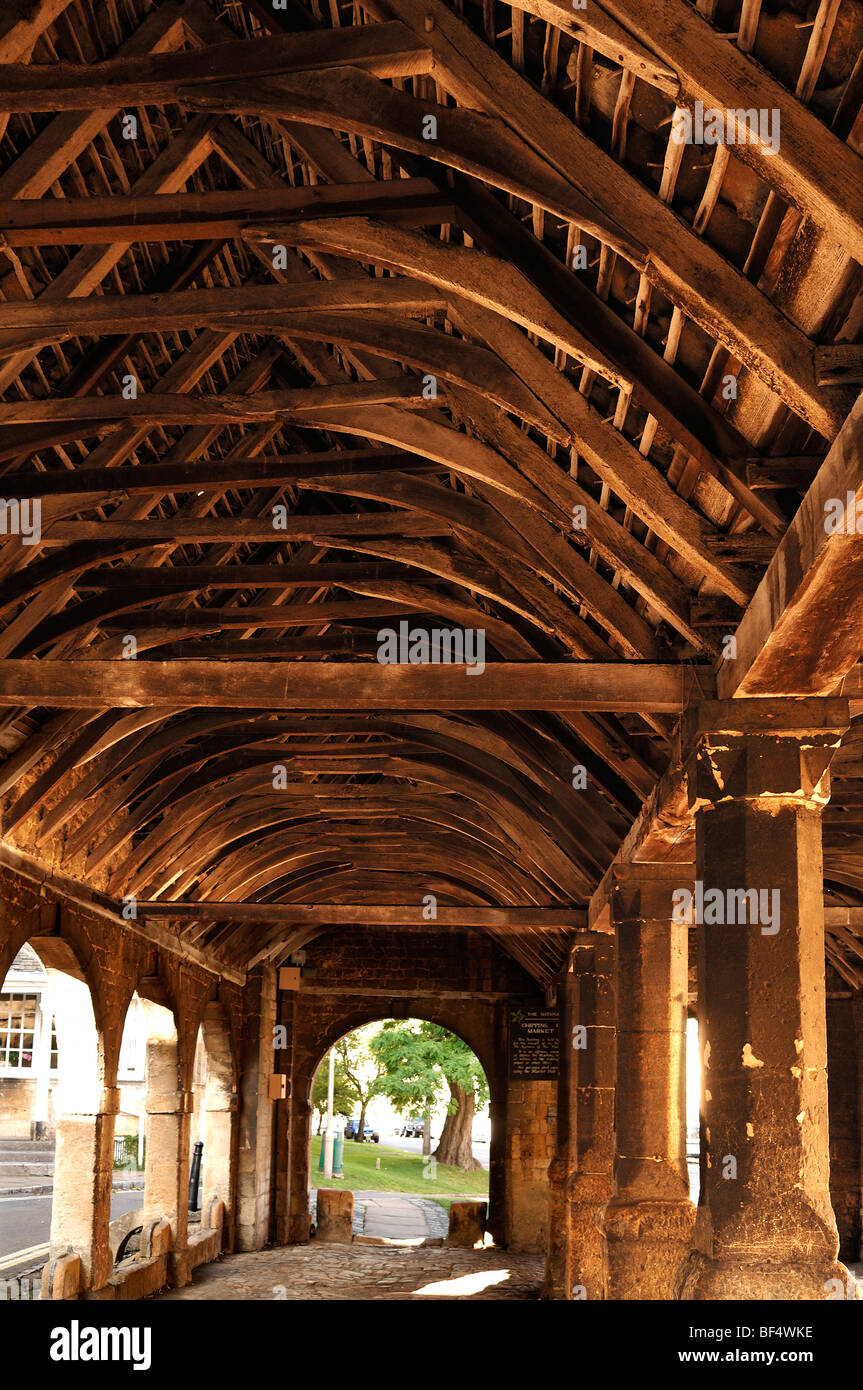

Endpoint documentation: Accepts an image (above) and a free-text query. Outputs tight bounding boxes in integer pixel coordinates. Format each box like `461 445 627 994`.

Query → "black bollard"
188 1140 203 1211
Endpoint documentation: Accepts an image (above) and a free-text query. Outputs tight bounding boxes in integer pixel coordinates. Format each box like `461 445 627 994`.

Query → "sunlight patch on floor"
413 1268 512 1296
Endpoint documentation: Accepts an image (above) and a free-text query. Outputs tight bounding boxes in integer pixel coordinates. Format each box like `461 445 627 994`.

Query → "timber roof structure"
0 0 862 990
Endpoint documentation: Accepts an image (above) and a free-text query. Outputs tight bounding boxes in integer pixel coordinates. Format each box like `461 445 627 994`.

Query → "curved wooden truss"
0 0 861 987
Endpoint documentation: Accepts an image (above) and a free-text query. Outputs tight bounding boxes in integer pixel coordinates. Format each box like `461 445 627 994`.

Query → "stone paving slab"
154 1243 543 1301
361 1194 428 1240
309 1189 450 1241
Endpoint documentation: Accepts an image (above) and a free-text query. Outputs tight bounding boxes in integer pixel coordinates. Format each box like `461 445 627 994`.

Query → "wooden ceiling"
0 0 862 988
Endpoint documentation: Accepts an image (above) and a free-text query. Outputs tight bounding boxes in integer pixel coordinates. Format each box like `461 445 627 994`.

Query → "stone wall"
505 1078 557 1253
0 1075 56 1137
277 926 554 1252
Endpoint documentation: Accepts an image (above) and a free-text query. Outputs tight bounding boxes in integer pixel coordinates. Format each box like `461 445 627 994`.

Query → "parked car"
399 1119 425 1138
345 1120 379 1142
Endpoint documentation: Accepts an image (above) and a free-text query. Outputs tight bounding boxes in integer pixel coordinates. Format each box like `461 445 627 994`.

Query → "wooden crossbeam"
40 514 448 544
73 562 410 591
136 901 587 929
0 661 712 712
0 23 434 102
0 181 454 245
0 279 445 338
0 450 427 497
0 380 430 426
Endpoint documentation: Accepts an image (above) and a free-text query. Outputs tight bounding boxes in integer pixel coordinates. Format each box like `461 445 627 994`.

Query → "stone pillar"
139 1000 190 1284
568 938 615 1299
200 1096 236 1241
287 1094 312 1243
272 987 295 1245
544 955 577 1298
142 1091 192 1287
48 1095 117 1295
487 1001 508 1247
679 698 855 1300
236 966 277 1251
44 970 112 1296
826 988 862 1262
199 1003 238 1250
602 865 695 1298
505 1073 556 1252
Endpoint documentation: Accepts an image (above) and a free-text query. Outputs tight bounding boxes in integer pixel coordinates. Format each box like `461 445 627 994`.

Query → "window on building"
0 993 38 1070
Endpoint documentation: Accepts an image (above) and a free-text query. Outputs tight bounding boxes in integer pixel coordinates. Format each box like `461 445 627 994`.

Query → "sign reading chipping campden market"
508 1004 559 1080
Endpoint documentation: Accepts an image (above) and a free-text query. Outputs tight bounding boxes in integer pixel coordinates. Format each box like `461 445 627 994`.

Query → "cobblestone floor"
154 1243 544 1301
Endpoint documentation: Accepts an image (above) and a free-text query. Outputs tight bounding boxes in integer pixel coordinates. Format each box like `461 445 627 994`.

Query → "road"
0 1190 143 1276
377 1131 490 1170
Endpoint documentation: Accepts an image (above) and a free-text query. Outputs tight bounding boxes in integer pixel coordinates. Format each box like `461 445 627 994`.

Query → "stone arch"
0 930 112 1297
286 1004 501 1246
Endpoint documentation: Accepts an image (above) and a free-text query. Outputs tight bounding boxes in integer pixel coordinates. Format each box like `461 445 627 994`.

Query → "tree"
312 1052 354 1134
371 1020 489 1170
335 1026 386 1141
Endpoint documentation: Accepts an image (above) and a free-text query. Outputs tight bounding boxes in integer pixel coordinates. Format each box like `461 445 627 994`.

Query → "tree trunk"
422 1105 431 1158
433 1081 481 1170
356 1099 367 1142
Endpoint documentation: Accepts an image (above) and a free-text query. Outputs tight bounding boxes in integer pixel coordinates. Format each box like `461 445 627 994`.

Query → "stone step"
0 1144 55 1156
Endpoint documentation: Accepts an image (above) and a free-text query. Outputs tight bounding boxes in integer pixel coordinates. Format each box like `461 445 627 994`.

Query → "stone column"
544 954 577 1298
142 1089 192 1286
287 1094 312 1243
568 938 615 1299
139 999 190 1285
48 1093 117 1295
487 1000 508 1247
43 969 112 1296
602 865 695 1298
236 966 277 1252
680 697 855 1300
272 988 295 1245
826 987 862 1262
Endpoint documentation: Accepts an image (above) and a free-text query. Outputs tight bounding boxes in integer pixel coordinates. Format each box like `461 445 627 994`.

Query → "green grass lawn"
310 1136 489 1203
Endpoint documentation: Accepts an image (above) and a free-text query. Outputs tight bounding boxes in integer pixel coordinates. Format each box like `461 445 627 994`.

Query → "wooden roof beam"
0 23 435 101
0 450 427 499
0 0 76 62
0 379 435 429
0 278 446 340
600 0 863 270
0 661 713 712
259 217 782 515
136 902 588 929
0 182 455 245
719 391 863 698
364 0 850 438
